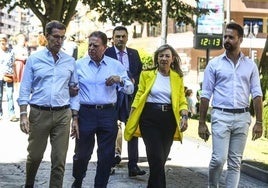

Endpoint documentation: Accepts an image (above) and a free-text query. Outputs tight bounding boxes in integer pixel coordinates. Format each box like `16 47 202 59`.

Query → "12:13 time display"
194 35 223 50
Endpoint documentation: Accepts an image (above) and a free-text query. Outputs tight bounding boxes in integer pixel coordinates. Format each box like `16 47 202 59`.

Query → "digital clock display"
194 35 223 49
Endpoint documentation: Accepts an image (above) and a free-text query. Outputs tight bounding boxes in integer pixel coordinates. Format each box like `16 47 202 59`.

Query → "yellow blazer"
124 69 188 142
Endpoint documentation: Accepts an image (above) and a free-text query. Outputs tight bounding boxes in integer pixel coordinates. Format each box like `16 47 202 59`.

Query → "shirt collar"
45 47 63 58
88 55 108 66
114 46 127 54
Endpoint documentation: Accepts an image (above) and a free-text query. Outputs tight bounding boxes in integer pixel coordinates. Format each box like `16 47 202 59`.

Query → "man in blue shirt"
17 20 80 188
198 22 263 188
71 31 133 188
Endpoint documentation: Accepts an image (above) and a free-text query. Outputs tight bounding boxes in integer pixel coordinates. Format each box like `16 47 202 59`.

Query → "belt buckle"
161 105 168 112
95 105 103 109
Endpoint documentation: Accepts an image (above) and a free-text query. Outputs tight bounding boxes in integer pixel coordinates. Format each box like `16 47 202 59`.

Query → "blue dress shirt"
76 55 134 105
17 48 80 110
201 52 262 108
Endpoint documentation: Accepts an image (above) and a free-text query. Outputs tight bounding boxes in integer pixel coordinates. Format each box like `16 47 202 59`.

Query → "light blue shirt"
76 55 134 105
201 52 262 108
17 48 80 110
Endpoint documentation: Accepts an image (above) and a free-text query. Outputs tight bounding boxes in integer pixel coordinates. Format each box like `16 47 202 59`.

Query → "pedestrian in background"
31 33 47 54
17 20 80 188
198 22 263 188
185 88 195 118
13 33 29 83
71 31 134 188
0 34 16 121
125 44 188 188
195 82 202 114
104 26 145 176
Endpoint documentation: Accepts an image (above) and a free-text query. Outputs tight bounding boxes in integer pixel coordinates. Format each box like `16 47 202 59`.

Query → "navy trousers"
72 105 118 188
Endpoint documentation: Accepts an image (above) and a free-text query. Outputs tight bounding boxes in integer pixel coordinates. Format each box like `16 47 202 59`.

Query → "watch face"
194 35 223 49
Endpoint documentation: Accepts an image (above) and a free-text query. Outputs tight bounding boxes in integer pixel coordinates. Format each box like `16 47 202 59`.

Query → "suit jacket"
105 46 142 122
124 69 188 142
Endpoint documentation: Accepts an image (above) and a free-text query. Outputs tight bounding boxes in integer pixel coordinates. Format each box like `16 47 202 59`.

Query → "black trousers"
139 103 176 188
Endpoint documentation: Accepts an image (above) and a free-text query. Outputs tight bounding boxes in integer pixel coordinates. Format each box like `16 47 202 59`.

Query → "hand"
252 123 263 141
69 85 79 97
20 115 30 134
198 122 210 142
180 118 188 132
105 75 120 86
70 118 79 139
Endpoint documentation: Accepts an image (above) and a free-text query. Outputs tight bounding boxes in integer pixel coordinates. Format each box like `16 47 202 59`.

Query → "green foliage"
263 91 268 138
77 41 88 59
0 0 79 32
84 0 211 27
137 49 154 69
1 0 211 34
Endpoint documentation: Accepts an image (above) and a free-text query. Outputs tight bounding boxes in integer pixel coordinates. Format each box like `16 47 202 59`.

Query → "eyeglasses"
51 35 66 40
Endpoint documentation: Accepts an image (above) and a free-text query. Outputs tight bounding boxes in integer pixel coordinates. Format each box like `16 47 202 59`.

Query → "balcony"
242 0 268 8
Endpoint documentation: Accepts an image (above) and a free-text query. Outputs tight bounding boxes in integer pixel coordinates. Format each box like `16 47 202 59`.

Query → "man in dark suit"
105 26 145 177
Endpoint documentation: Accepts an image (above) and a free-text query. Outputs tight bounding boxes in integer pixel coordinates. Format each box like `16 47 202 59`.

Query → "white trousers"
208 109 251 188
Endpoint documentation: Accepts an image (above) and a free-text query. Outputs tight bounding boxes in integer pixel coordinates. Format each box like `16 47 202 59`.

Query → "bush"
137 49 153 69
77 41 88 59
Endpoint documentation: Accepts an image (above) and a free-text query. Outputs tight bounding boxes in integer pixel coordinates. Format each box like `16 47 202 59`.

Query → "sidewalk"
0 117 268 188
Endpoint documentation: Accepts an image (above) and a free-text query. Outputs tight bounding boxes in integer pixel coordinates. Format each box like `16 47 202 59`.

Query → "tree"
1 0 210 41
0 0 79 32
86 0 209 27
85 0 210 44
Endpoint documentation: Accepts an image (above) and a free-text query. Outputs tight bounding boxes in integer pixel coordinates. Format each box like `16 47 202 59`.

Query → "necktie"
118 51 124 64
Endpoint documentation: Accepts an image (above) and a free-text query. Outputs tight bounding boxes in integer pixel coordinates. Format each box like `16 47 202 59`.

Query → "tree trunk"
160 0 168 45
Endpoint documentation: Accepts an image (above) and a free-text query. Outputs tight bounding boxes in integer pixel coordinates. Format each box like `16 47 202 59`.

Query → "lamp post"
243 22 259 58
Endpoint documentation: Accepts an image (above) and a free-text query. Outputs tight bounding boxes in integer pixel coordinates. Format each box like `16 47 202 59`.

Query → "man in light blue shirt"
17 20 80 188
198 22 263 188
72 31 133 188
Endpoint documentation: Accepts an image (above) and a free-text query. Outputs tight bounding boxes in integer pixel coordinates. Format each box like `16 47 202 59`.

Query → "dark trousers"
72 105 118 188
139 104 176 188
117 91 139 169
127 136 139 169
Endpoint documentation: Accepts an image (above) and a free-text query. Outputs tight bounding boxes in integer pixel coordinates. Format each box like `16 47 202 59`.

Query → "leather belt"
146 102 172 112
213 107 249 113
31 104 70 111
81 103 115 110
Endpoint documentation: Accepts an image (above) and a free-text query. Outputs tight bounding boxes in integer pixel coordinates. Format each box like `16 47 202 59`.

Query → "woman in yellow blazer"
124 44 188 188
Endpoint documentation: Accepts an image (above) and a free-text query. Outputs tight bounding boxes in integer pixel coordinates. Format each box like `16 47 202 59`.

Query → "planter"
241 160 268 183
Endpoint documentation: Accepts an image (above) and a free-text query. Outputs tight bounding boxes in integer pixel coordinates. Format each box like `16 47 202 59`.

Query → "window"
243 18 263 33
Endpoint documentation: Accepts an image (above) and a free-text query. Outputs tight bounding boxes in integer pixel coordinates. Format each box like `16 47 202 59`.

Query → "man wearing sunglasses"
18 20 80 188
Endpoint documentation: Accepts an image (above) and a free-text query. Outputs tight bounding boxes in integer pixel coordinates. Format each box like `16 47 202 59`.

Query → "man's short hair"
45 20 66 35
113 26 128 35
